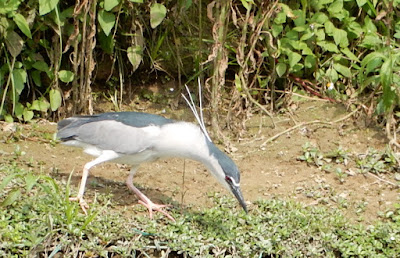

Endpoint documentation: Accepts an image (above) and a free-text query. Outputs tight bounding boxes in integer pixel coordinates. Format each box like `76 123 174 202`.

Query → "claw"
69 196 89 215
138 200 175 222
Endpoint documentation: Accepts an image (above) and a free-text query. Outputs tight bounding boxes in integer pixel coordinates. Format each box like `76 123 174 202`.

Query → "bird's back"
57 112 174 141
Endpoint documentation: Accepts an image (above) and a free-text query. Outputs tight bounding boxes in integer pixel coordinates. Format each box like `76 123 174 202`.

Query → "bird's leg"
69 165 90 214
70 151 119 214
126 167 175 221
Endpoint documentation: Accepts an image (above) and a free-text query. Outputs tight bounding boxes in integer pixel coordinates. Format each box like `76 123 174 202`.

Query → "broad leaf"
150 3 167 29
12 69 27 95
356 0 367 6
25 174 39 191
105 0 120 11
14 102 24 119
13 13 32 39
317 41 339 53
326 68 339 82
32 61 50 73
380 58 393 89
341 48 359 62
49 89 62 111
127 46 143 72
287 51 302 68
98 10 115 36
333 63 352 78
31 99 50 112
58 70 74 83
39 0 59 15
305 55 316 69
276 63 287 77
1 189 21 207
333 28 348 47
23 108 34 121
5 31 24 57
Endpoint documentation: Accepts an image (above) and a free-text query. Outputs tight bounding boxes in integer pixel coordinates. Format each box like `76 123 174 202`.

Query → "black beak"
229 183 248 213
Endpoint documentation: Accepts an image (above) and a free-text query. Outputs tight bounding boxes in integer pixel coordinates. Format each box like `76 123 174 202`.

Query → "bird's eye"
225 176 232 182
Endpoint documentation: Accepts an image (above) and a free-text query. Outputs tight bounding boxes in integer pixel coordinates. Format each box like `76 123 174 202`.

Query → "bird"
57 86 247 221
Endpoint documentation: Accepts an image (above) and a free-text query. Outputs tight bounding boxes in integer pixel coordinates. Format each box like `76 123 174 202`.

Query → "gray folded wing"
58 119 159 155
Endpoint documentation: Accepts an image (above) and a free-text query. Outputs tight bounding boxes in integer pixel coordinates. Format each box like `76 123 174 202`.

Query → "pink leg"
126 167 175 221
70 151 120 214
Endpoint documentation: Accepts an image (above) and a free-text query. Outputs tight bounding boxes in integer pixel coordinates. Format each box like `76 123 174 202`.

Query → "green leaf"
333 63 352 78
315 29 325 41
317 41 339 53
235 74 242 92
360 34 382 48
347 21 363 38
31 99 50 112
333 28 348 47
13 13 32 39
241 0 254 11
300 32 314 41
39 0 59 15
361 51 385 68
98 30 115 54
98 10 115 36
4 114 13 123
279 3 296 19
1 189 21 207
271 24 283 37
380 58 393 89
276 63 287 77
356 0 367 6
326 68 339 82
104 0 120 11
32 61 50 73
324 21 335 35
49 89 62 111
14 102 24 119
25 174 39 191
363 16 377 33
58 70 74 83
287 51 302 68
274 11 286 24
12 69 27 95
311 12 329 24
32 70 42 87
328 0 343 16
0 174 19 192
5 30 24 57
127 46 143 72
129 0 143 2
150 3 167 29
341 48 359 62
23 108 34 121
305 55 316 69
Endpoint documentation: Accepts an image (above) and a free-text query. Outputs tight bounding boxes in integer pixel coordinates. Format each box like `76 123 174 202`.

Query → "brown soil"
1 100 399 224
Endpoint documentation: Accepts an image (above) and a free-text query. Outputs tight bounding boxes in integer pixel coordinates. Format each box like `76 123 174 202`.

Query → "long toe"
69 196 89 215
138 200 175 222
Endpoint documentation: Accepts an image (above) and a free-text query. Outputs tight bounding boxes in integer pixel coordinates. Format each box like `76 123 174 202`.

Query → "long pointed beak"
230 184 248 213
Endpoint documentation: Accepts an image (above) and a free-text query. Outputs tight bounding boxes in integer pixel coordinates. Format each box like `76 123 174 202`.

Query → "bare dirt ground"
1 100 399 224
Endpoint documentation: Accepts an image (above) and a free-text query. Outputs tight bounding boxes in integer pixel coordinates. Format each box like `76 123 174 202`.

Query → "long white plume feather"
182 78 212 142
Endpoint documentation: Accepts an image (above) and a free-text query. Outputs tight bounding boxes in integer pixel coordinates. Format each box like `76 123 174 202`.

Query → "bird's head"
206 141 248 213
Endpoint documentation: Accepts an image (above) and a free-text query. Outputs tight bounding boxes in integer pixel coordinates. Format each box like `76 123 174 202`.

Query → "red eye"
225 176 232 182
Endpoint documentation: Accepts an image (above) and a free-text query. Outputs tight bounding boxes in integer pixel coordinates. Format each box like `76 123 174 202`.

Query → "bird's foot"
69 196 89 215
138 200 175 222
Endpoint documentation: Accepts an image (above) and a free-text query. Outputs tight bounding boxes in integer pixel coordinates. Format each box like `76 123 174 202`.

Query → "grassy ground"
1 155 400 257
1 101 400 256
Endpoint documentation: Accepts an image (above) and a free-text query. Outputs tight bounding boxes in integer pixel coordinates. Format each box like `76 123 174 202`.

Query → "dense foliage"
1 1 400 133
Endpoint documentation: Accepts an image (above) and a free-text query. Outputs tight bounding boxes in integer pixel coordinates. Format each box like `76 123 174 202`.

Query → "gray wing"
58 119 159 154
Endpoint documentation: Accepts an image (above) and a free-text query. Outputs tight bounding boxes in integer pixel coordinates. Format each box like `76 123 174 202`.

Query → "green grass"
1 162 399 257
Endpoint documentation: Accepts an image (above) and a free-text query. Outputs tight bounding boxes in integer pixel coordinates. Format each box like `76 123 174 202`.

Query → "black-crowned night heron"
57 89 246 221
